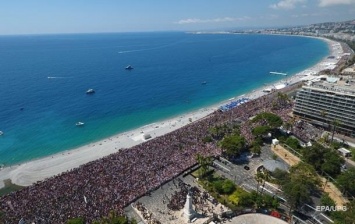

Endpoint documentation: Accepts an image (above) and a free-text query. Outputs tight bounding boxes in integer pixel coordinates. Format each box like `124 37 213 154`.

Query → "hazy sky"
1 0 354 35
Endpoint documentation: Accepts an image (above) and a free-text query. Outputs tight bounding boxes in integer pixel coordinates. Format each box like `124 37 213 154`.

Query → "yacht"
86 89 95 94
76 122 85 126
125 65 133 70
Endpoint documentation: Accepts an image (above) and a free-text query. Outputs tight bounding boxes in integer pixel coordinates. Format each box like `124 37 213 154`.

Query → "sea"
0 32 329 166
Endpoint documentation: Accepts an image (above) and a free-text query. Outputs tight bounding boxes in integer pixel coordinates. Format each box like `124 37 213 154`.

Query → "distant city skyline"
0 0 354 35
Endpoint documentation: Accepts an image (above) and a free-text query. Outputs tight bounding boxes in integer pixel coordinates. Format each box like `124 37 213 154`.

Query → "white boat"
86 89 95 94
125 65 133 70
270 71 287 76
76 122 85 126
0 131 3 136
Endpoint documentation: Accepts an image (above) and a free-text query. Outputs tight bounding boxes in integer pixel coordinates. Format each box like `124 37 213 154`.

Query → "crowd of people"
166 178 189 211
0 84 300 223
134 202 161 224
292 120 322 143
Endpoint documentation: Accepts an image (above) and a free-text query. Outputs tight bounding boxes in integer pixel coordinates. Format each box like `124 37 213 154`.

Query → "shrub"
222 180 236 195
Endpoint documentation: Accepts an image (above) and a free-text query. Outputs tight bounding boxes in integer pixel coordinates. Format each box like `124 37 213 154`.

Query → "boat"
76 122 85 126
0 131 3 136
201 81 207 85
125 65 133 70
86 89 95 94
270 71 287 76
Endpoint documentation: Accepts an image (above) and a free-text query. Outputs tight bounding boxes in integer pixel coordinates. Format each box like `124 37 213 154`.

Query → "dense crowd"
166 178 189 211
292 120 322 143
0 84 299 223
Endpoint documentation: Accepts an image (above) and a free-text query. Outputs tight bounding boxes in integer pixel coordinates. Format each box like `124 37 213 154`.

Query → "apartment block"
293 78 355 136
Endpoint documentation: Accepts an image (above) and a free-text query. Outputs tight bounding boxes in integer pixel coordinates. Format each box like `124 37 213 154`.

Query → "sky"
0 0 354 35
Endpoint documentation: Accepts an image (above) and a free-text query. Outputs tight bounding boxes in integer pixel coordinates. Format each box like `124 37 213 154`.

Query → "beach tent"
143 133 152 140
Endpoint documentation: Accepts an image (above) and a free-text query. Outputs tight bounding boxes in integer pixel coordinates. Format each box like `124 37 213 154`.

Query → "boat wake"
118 41 184 54
48 76 73 79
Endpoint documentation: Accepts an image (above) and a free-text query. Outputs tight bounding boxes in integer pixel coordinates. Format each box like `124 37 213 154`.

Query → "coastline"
0 37 344 189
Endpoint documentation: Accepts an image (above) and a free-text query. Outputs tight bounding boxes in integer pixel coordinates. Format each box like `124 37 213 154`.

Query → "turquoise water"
0 32 329 165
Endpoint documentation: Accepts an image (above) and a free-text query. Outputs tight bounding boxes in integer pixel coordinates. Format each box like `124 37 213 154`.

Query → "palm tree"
331 119 341 143
260 171 270 196
320 110 329 130
277 92 290 107
196 154 212 178
255 172 264 195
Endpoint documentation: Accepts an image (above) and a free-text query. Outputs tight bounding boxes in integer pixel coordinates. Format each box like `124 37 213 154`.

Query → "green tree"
321 150 344 178
281 163 321 216
272 168 289 185
252 126 271 137
262 193 280 209
250 143 262 155
213 180 224 194
302 144 325 171
336 167 355 197
219 134 246 158
332 200 355 224
252 112 283 129
320 193 336 215
222 180 236 194
285 137 300 150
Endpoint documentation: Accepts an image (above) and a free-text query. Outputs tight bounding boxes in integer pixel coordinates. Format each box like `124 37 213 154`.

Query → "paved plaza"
124 144 290 224
125 172 227 224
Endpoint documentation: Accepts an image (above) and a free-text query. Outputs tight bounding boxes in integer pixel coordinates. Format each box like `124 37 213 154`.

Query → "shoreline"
0 37 344 189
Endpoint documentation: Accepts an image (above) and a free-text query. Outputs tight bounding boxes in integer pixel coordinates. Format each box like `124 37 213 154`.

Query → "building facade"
293 81 355 136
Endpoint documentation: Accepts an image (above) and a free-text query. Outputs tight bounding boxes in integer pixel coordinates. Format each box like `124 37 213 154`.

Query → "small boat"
201 81 207 85
125 65 133 70
86 89 95 94
0 131 3 136
76 122 84 126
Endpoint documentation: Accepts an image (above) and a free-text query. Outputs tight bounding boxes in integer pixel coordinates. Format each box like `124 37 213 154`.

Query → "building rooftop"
304 76 355 96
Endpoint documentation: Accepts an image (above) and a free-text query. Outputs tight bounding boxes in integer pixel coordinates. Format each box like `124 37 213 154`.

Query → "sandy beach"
0 37 345 190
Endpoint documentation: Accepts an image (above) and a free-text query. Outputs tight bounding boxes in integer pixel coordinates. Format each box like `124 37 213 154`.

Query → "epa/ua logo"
315 206 347 212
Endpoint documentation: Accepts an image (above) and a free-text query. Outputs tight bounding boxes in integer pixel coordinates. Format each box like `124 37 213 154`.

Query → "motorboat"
201 81 207 85
0 131 3 136
125 65 133 70
76 122 85 126
86 89 95 94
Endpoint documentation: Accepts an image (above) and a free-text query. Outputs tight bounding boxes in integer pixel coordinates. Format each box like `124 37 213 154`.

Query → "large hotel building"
293 77 355 137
